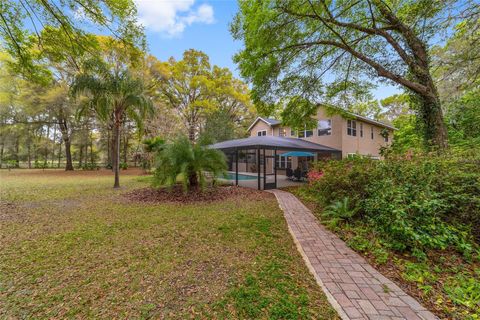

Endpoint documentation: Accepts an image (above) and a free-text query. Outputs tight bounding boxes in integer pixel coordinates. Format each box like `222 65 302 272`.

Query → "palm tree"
153 135 227 191
72 64 152 188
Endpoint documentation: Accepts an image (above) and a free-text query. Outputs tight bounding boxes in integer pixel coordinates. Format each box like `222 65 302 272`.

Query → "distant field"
0 169 338 319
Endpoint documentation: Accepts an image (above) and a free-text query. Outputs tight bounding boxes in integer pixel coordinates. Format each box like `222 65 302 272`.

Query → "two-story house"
247 106 395 161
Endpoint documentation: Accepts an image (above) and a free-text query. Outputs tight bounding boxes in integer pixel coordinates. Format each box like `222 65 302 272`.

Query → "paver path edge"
268 189 438 320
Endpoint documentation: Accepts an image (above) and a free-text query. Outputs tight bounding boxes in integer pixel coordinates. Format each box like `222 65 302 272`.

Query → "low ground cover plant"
295 150 480 318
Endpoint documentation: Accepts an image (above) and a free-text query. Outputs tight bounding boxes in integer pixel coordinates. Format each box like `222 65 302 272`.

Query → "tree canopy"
0 0 144 81
152 49 253 142
232 0 478 148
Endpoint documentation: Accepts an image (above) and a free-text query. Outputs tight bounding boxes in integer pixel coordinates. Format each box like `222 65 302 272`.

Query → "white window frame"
257 130 267 136
278 127 287 137
276 156 292 169
318 119 332 136
347 120 357 136
297 124 313 138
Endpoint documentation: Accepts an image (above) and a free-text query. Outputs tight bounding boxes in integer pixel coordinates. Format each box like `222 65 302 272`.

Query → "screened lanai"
210 136 341 190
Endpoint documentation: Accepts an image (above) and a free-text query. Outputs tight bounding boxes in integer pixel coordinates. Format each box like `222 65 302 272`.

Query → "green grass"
0 169 338 319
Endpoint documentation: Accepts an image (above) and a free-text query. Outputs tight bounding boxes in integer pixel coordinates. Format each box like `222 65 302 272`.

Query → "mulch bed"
124 185 273 204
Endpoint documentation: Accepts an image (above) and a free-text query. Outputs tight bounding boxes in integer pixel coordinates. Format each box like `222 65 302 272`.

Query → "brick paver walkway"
269 189 438 320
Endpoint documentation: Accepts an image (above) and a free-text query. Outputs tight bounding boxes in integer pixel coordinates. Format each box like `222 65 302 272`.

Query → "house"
210 106 394 190
247 106 395 160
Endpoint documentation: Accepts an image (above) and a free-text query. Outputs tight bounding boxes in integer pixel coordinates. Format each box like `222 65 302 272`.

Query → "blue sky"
137 0 400 100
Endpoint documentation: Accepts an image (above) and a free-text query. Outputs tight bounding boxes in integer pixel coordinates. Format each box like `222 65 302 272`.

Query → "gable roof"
247 109 396 131
345 112 396 130
247 117 281 132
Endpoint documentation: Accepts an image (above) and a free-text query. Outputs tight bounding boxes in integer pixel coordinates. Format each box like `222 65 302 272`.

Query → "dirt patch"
0 201 23 222
124 185 272 204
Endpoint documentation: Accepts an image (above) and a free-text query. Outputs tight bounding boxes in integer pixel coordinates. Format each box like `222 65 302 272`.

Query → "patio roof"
210 136 341 153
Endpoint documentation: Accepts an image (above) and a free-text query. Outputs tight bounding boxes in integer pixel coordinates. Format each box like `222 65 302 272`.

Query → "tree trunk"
79 145 83 168
188 170 198 189
188 123 196 142
58 140 62 168
64 140 73 171
106 129 111 168
58 121 72 170
44 124 50 167
123 135 128 163
0 143 3 168
90 138 94 165
416 93 448 149
58 116 74 170
51 125 57 166
27 141 31 169
113 117 121 188
14 136 19 164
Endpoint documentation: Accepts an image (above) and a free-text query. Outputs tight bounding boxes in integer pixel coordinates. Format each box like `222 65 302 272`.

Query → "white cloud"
135 0 215 37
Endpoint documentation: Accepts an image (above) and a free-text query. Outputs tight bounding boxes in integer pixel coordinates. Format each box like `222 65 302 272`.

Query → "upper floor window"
278 128 287 137
318 119 332 136
360 123 363 137
347 120 357 136
381 129 389 142
257 130 267 136
371 126 374 139
299 129 313 138
384 135 389 142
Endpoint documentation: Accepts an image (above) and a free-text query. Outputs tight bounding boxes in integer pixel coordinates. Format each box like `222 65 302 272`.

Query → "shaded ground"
125 185 268 204
0 169 338 319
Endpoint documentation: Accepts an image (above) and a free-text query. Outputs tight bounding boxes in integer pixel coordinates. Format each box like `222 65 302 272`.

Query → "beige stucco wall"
340 122 393 158
249 120 273 137
247 109 394 159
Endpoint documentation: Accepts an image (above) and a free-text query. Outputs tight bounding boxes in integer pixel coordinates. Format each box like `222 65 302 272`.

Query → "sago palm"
72 63 152 188
153 136 227 191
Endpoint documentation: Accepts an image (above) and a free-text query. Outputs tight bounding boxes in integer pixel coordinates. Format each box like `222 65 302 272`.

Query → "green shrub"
34 160 48 169
444 270 480 313
82 163 99 170
322 197 358 227
152 135 227 191
120 162 128 170
306 151 480 255
6 159 18 170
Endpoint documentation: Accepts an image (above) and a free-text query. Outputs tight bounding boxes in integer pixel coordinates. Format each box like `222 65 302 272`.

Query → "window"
297 124 313 138
370 126 374 140
347 120 357 136
298 129 313 138
360 123 363 137
257 130 267 136
278 128 287 137
318 119 332 136
291 129 296 137
276 155 292 169
384 133 389 142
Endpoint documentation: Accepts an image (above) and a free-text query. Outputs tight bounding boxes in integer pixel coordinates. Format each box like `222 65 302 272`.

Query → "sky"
136 0 400 101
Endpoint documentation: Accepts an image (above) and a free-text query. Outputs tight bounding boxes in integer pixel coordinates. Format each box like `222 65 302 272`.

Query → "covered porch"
210 136 341 190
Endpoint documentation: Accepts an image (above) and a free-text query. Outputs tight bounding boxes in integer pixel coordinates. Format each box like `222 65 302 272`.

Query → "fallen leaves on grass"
124 185 272 204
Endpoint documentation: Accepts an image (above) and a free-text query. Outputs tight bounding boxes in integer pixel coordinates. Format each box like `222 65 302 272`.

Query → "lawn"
0 169 338 319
